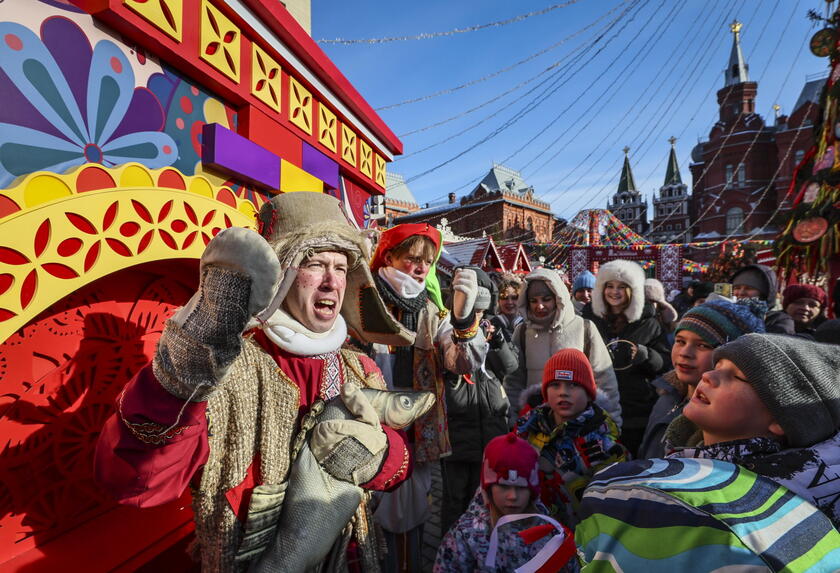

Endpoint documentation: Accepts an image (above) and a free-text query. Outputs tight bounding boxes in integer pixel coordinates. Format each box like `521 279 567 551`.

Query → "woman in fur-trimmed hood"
582 260 670 456
503 268 622 427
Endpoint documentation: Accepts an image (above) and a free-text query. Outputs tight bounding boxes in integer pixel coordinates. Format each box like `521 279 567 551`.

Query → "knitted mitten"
154 227 280 401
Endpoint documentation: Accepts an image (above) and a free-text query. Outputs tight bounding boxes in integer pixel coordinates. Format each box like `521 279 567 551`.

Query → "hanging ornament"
810 27 836 57
792 217 830 242
803 181 821 203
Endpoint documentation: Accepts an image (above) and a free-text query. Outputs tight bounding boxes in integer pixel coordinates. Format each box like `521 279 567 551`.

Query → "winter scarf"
518 403 626 524
375 273 428 387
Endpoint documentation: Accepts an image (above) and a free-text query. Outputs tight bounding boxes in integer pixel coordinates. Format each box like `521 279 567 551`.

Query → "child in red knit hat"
434 433 577 572
517 348 627 525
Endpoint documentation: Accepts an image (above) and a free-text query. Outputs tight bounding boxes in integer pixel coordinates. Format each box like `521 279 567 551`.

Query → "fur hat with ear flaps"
591 259 646 322
256 192 414 346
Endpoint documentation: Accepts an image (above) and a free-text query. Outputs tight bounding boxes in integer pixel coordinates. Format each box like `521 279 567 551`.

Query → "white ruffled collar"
261 308 347 356
378 266 425 299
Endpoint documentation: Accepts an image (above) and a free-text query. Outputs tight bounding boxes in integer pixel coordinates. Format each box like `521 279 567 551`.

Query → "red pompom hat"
481 433 540 498
541 348 597 401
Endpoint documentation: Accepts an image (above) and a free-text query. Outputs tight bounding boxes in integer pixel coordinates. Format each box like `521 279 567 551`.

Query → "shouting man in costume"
367 223 486 572
95 192 419 572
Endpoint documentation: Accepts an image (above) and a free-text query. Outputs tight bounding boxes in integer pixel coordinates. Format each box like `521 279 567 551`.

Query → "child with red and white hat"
433 433 577 572
517 348 627 525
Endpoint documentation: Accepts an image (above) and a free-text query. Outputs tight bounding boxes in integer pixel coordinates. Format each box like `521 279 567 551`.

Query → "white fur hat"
592 259 646 322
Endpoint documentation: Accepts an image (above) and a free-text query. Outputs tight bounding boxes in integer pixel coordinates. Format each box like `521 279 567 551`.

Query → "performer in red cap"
367 223 486 572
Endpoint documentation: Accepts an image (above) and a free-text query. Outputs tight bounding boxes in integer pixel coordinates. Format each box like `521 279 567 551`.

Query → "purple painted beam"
302 142 339 190
202 123 280 190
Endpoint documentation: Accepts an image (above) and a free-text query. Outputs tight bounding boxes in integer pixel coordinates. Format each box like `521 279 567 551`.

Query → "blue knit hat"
675 298 766 347
572 270 596 294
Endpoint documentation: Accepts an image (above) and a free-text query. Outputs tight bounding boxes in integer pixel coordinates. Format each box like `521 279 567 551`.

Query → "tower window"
737 164 746 186
725 164 734 184
794 149 805 166
726 207 744 234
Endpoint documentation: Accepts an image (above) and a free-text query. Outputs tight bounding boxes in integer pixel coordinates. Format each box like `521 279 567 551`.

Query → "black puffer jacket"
444 325 515 462
582 301 671 429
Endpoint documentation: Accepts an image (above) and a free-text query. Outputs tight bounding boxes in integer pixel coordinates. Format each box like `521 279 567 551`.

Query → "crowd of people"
93 212 840 572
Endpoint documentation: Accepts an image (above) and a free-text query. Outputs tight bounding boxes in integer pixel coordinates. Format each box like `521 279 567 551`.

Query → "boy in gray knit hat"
674 333 840 527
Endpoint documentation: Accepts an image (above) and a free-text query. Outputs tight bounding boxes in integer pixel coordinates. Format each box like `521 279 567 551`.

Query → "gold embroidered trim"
117 386 191 444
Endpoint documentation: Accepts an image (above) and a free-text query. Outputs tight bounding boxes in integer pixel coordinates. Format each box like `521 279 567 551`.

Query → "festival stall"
0 1 400 569
546 210 683 293
775 8 840 313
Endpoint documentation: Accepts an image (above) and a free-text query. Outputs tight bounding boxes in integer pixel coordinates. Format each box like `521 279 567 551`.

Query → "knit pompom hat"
782 284 827 309
481 433 540 498
541 348 597 401
591 259 646 322
676 299 766 347
572 270 596 294
714 334 840 447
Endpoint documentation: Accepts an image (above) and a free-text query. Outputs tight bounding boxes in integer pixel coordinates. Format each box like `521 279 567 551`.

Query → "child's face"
490 484 530 515
603 280 630 310
574 288 592 304
671 330 715 386
499 287 520 316
527 281 556 320
683 358 781 445
545 381 589 423
385 243 433 283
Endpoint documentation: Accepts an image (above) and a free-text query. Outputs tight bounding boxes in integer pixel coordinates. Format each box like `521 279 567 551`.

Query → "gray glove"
310 382 388 485
154 227 280 400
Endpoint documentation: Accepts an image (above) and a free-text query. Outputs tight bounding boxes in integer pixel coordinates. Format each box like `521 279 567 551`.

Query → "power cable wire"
403 0 647 186
379 1 628 112
318 0 584 45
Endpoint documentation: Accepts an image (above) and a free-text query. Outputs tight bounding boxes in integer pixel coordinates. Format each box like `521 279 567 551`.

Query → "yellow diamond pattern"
375 154 386 188
124 0 183 42
251 44 281 111
341 125 357 166
318 104 337 152
359 140 372 178
288 76 313 135
199 0 240 82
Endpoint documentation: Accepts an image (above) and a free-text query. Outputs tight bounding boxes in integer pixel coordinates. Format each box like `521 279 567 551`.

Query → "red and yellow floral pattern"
0 163 257 344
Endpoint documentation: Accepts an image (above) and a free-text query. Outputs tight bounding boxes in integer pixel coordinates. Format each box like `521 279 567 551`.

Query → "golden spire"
730 19 742 35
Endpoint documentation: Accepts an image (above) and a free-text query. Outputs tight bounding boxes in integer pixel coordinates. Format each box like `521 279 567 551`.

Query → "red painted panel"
0 259 199 570
240 104 302 166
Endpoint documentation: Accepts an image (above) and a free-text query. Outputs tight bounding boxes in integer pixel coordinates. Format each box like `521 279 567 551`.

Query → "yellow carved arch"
0 163 259 344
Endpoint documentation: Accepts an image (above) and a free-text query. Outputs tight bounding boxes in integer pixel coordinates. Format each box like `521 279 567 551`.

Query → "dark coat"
582 301 671 429
488 313 522 343
443 326 515 462
637 370 686 459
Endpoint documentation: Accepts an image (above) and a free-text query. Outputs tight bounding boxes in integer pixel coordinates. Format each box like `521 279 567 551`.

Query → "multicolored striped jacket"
576 458 840 572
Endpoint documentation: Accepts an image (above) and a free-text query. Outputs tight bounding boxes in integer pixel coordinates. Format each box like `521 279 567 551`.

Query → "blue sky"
315 0 828 224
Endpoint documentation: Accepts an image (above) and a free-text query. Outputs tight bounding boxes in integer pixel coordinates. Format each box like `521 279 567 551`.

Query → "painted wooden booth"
0 1 401 569
568 245 684 294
